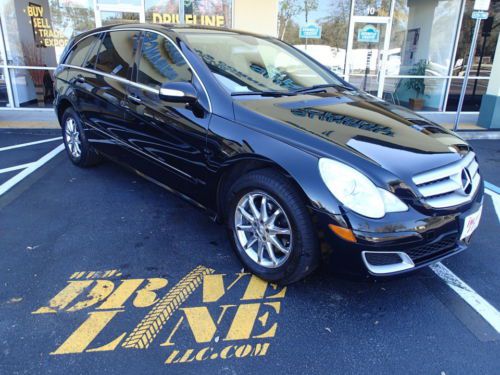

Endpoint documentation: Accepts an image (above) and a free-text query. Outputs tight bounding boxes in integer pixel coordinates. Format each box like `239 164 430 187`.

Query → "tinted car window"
136 31 192 89
95 31 140 78
83 34 102 70
65 35 101 67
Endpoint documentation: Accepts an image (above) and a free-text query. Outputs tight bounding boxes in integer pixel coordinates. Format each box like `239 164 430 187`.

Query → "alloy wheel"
234 191 293 268
65 117 81 159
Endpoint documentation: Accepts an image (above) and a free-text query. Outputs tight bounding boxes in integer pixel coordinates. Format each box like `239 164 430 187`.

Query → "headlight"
318 158 408 218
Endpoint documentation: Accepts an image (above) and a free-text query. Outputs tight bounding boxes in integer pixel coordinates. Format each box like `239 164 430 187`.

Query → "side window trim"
131 31 143 83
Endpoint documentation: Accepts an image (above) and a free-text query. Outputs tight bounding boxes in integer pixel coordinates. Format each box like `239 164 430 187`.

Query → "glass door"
346 17 391 96
0 17 12 108
95 3 145 27
345 0 396 97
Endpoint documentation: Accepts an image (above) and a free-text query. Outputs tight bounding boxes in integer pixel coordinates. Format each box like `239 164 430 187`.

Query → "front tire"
62 107 102 167
227 169 319 284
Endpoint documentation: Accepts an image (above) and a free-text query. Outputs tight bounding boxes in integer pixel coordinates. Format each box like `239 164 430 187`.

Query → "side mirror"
159 81 198 104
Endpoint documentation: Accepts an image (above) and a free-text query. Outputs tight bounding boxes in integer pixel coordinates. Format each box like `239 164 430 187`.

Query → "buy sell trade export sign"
32 266 287 365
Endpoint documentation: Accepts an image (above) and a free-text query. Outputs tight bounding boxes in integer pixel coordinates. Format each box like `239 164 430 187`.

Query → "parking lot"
0 128 499 374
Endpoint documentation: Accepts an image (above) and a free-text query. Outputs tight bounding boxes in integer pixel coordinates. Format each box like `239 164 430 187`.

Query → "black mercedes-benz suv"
54 24 483 284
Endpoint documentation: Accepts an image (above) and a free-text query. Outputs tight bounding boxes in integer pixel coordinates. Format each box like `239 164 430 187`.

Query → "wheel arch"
215 155 311 223
56 97 74 128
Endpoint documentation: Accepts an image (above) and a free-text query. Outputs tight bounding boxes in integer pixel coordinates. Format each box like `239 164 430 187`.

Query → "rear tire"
226 169 319 285
62 107 102 167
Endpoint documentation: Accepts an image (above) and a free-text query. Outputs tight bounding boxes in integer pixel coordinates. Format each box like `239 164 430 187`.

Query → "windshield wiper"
293 83 356 94
231 91 297 97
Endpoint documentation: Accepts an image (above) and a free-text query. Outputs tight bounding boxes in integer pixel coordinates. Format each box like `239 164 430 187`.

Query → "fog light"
328 224 357 243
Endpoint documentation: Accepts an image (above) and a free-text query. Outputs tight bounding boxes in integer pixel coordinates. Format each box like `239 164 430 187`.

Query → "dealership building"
0 0 498 129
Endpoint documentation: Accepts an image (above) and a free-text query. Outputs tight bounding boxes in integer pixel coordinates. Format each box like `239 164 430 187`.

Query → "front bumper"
313 180 484 277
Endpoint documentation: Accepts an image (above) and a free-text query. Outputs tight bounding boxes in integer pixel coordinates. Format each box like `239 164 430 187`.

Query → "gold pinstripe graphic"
122 265 215 349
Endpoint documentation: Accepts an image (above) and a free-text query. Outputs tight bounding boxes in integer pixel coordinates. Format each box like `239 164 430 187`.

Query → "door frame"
345 0 396 98
95 2 145 27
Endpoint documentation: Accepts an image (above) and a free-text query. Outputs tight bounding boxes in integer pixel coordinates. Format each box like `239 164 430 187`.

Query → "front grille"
412 152 480 208
404 234 458 262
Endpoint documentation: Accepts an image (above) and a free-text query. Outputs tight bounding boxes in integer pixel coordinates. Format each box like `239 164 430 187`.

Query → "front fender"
206 114 343 216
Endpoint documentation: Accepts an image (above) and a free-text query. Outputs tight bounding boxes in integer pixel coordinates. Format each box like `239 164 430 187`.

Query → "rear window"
65 35 101 67
94 31 140 79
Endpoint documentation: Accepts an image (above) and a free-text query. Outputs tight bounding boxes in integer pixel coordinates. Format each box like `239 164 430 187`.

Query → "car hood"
233 91 469 179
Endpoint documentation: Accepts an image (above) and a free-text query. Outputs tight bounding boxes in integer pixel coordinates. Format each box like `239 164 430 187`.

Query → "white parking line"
485 188 500 224
0 136 62 152
0 163 34 174
431 262 500 334
0 144 65 197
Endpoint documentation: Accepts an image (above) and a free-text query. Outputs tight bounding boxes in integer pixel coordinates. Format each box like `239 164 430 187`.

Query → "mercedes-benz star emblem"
461 168 472 194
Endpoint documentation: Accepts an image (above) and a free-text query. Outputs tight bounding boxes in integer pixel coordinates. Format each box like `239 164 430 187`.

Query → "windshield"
181 32 346 94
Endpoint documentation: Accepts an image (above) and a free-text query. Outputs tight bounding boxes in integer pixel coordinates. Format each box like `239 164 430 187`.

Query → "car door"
84 30 141 159
64 33 111 151
121 30 212 202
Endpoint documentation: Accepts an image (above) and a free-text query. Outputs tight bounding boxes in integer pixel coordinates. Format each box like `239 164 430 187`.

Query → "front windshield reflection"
182 33 345 94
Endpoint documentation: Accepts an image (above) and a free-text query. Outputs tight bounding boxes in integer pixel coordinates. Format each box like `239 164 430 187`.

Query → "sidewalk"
0 110 59 129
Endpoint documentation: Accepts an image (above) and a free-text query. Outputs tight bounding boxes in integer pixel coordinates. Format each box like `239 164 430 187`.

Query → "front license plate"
460 206 482 240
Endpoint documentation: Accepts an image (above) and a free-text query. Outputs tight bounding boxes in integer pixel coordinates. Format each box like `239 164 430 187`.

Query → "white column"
478 36 500 129
233 0 279 37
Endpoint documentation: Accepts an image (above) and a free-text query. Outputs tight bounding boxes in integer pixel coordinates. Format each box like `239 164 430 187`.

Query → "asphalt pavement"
0 129 499 374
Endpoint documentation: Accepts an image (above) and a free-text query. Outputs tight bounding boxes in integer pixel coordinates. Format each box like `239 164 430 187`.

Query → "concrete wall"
233 0 278 37
478 36 500 129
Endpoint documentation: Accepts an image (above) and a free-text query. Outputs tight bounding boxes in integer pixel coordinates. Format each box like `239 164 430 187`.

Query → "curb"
457 131 500 140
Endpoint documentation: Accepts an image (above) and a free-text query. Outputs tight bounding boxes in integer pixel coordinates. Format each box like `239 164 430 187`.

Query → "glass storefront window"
184 0 232 27
452 0 499 77
101 11 140 26
383 77 447 111
353 0 391 16
446 77 489 112
0 0 494 114
389 0 462 77
97 0 141 4
0 67 9 107
9 68 54 108
145 0 180 24
0 0 94 66
278 0 350 75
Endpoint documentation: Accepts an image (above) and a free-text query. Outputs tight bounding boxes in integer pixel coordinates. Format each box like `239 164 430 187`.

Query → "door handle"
127 94 142 104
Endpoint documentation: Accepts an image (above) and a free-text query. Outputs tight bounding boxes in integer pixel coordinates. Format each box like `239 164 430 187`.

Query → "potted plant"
404 60 428 111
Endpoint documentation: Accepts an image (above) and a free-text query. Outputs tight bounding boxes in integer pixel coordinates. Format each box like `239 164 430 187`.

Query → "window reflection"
95 31 140 78
137 31 191 89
